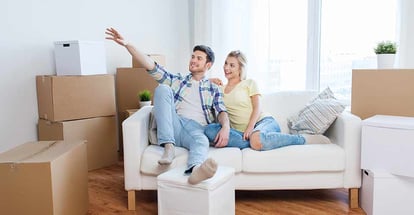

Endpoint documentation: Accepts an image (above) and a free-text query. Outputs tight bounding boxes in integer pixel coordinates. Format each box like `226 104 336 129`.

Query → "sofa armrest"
325 111 362 188
122 106 153 190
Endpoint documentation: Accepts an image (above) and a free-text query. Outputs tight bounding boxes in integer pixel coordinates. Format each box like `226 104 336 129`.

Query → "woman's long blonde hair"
227 50 247 80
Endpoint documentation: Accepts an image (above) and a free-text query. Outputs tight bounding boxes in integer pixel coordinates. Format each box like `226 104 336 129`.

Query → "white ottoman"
157 166 235 215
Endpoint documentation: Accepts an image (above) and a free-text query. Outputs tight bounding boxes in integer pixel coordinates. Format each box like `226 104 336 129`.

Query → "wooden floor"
88 162 366 215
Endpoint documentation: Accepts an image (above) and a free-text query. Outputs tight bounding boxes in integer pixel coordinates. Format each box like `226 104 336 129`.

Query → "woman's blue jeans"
205 117 305 151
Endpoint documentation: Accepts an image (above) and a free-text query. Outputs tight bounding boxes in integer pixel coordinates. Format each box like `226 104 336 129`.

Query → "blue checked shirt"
147 63 227 124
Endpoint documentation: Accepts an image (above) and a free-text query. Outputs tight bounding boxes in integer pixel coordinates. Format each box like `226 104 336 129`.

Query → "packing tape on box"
9 141 59 172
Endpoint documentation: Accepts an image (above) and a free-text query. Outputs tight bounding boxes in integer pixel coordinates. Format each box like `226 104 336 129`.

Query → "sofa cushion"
242 144 345 173
288 87 345 134
141 145 189 176
140 145 242 176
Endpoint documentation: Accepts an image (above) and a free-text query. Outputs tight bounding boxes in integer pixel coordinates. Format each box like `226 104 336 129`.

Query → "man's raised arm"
105 27 155 71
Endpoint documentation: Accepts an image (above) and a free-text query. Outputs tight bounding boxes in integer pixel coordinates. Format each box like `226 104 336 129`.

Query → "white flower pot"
377 54 395 69
139 101 152 108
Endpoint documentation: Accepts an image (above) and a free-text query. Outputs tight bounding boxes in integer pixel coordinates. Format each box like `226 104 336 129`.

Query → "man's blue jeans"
205 117 305 150
154 85 209 171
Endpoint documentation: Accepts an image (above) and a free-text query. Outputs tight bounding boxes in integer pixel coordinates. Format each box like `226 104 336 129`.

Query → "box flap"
362 115 414 130
36 76 55 120
0 141 85 163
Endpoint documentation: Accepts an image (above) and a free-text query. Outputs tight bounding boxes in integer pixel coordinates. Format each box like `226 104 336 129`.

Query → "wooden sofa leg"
348 188 359 209
128 190 136 210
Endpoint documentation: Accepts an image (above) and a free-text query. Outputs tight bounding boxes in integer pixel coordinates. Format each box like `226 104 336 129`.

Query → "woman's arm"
244 94 261 140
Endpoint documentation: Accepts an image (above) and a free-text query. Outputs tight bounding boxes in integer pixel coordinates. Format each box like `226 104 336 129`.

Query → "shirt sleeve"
147 63 178 86
247 79 261 97
212 84 227 114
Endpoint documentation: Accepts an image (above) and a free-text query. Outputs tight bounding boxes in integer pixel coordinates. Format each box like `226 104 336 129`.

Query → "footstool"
157 166 235 215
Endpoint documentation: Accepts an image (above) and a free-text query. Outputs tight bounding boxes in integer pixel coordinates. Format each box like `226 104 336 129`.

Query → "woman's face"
223 56 240 80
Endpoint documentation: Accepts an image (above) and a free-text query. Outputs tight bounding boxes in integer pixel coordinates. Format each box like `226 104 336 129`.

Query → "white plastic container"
361 169 414 215
361 115 414 177
54 40 107 76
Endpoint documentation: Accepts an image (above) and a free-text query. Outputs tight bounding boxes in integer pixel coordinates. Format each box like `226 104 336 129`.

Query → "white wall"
0 0 190 152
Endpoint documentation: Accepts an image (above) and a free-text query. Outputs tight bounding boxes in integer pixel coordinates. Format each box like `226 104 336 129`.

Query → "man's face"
188 50 211 74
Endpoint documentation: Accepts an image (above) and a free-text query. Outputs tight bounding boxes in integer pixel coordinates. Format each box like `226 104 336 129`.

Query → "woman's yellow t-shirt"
223 79 267 132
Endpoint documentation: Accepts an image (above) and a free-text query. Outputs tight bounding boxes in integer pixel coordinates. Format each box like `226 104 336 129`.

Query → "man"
105 28 230 184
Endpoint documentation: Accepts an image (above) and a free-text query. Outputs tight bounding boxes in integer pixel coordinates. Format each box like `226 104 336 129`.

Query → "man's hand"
209 78 223 86
105 27 127 46
213 126 230 148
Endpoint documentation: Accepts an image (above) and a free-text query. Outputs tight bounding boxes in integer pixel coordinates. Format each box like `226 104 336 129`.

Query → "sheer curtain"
189 0 268 90
397 0 414 68
190 0 309 93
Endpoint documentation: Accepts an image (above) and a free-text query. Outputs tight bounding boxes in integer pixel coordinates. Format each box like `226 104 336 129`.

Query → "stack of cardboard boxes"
352 69 414 214
36 75 118 171
37 40 118 171
115 54 165 152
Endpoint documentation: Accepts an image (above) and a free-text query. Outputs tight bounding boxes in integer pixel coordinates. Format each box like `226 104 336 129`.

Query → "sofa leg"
348 188 359 209
128 190 136 210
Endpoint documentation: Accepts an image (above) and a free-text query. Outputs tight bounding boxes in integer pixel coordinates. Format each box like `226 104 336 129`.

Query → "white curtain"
189 0 267 86
397 0 414 68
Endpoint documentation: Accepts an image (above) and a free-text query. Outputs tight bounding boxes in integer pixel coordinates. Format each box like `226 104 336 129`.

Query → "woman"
206 50 328 150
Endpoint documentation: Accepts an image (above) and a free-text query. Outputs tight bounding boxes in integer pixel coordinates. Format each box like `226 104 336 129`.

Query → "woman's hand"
243 126 254 140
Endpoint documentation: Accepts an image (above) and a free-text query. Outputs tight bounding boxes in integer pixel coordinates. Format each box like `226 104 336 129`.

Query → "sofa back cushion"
261 91 317 133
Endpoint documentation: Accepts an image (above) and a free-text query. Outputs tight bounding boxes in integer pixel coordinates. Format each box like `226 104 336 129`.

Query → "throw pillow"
148 108 158 145
288 87 345 134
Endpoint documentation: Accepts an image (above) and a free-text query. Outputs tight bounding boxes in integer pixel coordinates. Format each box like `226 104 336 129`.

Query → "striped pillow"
288 88 345 134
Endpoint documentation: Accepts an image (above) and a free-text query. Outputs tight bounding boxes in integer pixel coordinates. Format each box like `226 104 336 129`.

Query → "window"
246 0 308 92
201 0 397 103
246 0 397 104
319 0 397 104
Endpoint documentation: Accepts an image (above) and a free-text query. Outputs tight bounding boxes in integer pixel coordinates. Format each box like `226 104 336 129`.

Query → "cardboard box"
361 169 414 215
54 40 107 76
351 69 414 120
0 141 88 215
38 116 118 171
36 75 116 122
133 54 166 68
361 115 414 177
115 68 159 151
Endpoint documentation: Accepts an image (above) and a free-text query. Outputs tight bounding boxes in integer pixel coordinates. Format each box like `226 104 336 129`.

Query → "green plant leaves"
138 90 151 101
374 41 397 54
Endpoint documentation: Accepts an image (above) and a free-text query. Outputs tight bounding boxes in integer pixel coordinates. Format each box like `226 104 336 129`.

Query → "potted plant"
374 41 397 69
137 90 152 108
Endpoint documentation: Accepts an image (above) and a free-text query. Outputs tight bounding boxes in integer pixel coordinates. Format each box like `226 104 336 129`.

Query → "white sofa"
122 91 362 210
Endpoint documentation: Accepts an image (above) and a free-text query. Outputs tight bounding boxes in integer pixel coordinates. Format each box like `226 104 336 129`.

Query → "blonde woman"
206 50 326 150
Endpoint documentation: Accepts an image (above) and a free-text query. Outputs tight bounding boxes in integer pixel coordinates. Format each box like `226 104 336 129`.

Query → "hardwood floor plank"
88 162 366 214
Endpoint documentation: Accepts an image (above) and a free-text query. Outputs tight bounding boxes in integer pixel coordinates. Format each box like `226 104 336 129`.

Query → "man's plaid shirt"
147 63 227 124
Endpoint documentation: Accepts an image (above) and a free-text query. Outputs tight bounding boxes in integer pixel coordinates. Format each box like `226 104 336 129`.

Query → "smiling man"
105 28 230 184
